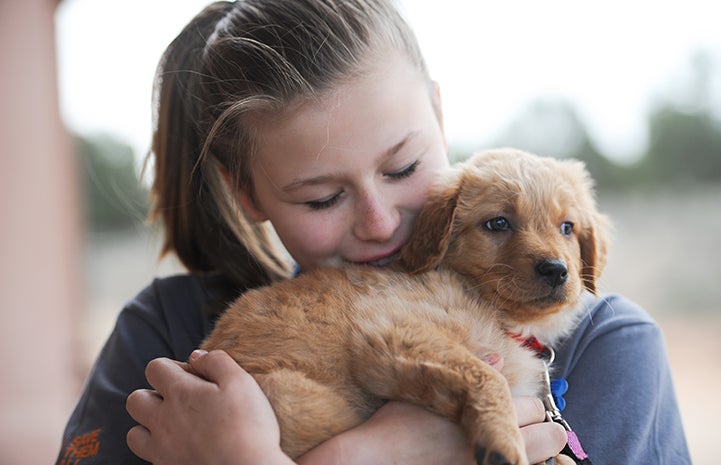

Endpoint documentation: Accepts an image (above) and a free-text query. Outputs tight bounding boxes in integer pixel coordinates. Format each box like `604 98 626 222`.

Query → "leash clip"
541 348 592 464
541 349 572 431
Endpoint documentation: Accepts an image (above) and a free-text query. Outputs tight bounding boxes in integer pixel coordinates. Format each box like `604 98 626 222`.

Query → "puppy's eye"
561 221 574 237
484 217 512 232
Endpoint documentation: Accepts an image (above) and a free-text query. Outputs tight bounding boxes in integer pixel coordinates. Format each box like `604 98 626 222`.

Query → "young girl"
57 1 691 464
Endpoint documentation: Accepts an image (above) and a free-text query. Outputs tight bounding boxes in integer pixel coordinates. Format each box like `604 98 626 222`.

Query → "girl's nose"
353 190 400 242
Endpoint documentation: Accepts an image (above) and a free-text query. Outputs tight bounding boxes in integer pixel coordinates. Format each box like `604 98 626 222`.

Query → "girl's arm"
558 295 692 464
127 350 567 465
57 290 181 465
300 397 567 465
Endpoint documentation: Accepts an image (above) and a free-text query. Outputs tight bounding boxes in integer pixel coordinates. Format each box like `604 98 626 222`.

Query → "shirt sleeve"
555 294 691 465
55 275 214 465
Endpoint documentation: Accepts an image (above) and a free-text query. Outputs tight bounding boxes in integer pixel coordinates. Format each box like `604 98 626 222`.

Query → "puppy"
202 148 609 465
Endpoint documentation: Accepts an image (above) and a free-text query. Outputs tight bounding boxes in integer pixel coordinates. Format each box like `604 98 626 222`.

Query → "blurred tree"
491 98 587 158
76 134 149 232
456 49 721 191
638 108 721 185
489 97 627 190
633 50 721 186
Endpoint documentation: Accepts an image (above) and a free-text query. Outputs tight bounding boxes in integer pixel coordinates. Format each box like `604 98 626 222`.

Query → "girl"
57 1 691 464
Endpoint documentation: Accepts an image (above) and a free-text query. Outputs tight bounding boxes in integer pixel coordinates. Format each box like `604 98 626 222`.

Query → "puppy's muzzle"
535 259 568 288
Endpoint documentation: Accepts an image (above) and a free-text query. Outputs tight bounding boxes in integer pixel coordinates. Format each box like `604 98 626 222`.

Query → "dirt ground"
659 317 721 465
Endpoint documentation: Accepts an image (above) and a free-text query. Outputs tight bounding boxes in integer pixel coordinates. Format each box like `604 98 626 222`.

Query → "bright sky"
55 0 721 163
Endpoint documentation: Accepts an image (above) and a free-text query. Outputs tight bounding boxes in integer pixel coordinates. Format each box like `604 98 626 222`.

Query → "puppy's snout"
535 259 568 288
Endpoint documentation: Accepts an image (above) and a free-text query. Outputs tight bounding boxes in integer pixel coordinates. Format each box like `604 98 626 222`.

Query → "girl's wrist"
296 433 346 465
241 446 297 465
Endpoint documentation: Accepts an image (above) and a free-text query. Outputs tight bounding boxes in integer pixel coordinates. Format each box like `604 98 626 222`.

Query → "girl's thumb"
187 349 239 384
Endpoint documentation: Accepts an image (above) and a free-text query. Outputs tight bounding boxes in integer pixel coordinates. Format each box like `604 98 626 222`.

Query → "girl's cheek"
404 179 435 210
283 214 345 259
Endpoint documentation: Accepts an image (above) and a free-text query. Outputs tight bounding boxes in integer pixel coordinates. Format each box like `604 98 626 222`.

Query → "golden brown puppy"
202 148 609 465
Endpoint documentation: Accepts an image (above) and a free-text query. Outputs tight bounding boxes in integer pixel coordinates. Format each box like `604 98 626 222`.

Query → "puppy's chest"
348 271 500 342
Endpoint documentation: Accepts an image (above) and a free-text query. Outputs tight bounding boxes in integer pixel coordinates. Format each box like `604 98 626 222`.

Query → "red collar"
507 332 554 362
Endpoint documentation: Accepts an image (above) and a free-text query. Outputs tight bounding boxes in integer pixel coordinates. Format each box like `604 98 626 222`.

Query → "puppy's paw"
474 441 527 465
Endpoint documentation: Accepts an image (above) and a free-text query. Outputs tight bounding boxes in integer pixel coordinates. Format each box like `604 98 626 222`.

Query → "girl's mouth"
363 253 399 268
350 248 403 268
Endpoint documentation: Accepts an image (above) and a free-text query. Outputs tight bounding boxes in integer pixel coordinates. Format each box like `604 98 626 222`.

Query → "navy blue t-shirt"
55 273 691 465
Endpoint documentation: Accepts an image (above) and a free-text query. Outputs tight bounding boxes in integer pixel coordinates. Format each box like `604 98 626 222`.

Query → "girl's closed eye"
305 191 344 210
385 159 420 180
302 160 420 210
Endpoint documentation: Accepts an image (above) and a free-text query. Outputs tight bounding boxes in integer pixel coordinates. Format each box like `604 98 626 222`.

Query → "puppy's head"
400 148 610 329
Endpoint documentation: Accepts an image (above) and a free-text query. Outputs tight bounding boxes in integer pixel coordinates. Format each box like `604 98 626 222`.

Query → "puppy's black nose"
536 259 568 288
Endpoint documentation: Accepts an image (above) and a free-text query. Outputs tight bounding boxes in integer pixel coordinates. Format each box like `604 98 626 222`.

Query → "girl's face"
241 55 449 271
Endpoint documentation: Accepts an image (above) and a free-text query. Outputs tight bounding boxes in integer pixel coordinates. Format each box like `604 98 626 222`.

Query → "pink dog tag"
565 431 589 460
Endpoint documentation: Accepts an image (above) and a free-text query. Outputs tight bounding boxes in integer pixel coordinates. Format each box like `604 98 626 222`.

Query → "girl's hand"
514 397 569 464
126 350 294 465
298 397 567 465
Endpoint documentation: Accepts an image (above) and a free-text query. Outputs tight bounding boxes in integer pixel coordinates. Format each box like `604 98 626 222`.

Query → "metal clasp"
541 347 572 431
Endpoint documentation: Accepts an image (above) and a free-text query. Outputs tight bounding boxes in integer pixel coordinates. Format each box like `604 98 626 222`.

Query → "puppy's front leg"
351 326 527 465
255 369 366 459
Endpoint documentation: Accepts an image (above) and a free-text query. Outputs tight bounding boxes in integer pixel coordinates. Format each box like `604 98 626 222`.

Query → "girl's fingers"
144 357 193 396
126 388 163 426
513 396 567 463
513 396 546 427
188 349 249 389
522 422 568 465
556 454 577 465
126 424 153 462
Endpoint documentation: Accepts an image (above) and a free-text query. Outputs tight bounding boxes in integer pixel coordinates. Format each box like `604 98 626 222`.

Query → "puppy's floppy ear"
573 166 611 295
579 216 609 294
399 173 462 274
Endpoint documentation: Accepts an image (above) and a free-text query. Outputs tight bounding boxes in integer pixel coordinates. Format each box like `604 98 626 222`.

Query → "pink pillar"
0 0 83 464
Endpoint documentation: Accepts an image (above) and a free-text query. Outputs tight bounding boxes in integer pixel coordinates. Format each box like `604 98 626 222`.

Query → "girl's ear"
220 168 269 222
236 189 269 222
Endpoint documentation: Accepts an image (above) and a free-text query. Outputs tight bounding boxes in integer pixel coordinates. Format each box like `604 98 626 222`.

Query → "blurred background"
1 0 719 464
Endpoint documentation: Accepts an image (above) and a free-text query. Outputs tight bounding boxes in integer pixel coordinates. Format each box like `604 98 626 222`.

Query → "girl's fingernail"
190 349 208 361
483 353 504 371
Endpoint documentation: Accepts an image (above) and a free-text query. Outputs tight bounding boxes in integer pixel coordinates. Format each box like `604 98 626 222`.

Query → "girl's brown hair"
148 0 429 291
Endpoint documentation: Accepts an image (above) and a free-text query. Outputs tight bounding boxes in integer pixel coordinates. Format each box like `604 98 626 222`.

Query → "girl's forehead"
263 53 427 128
249 55 438 173
294 51 421 106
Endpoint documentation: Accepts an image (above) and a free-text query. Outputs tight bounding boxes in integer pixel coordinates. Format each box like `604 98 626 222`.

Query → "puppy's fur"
203 148 609 465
